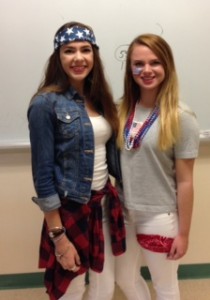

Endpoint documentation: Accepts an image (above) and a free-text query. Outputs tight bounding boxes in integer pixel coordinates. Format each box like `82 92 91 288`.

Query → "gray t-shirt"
120 103 200 213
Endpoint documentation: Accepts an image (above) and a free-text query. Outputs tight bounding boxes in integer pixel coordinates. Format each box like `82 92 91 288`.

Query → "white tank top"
89 115 112 191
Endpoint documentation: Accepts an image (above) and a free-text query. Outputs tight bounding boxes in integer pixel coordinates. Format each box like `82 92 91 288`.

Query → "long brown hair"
117 33 180 150
31 21 119 135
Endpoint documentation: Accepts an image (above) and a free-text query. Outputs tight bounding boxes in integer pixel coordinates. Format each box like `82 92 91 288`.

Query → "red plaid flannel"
39 180 126 300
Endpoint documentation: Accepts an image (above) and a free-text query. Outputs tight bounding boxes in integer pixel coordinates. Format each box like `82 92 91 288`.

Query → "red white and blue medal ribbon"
124 104 159 150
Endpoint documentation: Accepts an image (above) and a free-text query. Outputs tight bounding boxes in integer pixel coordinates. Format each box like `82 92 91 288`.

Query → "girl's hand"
167 234 189 260
54 234 81 272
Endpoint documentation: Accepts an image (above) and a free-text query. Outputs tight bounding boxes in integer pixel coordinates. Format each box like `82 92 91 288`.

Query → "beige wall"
0 143 210 275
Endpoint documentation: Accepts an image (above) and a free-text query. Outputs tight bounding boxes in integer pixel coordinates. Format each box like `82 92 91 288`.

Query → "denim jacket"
28 88 121 212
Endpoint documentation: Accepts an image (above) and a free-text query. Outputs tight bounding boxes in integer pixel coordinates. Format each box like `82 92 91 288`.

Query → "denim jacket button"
84 149 94 154
66 114 71 120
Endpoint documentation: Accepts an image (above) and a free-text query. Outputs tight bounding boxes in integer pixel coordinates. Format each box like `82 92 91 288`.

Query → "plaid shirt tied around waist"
39 180 126 300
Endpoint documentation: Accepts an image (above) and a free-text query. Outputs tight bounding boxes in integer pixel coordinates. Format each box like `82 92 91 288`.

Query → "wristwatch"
48 226 65 239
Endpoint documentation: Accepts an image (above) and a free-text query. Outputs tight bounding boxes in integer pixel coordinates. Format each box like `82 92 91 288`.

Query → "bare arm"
168 158 195 260
44 209 81 271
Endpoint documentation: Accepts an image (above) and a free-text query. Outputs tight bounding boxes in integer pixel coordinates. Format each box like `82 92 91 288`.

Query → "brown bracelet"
48 226 66 240
52 232 66 244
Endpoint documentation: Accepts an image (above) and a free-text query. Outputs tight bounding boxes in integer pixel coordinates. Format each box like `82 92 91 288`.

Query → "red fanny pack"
137 234 174 253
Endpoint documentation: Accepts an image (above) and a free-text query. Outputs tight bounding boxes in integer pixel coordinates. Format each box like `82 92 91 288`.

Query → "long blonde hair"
117 34 180 151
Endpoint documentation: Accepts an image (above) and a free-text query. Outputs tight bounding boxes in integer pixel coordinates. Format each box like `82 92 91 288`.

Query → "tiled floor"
0 279 210 300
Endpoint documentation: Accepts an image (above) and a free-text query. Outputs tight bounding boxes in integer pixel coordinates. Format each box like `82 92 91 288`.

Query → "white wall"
0 149 42 274
1 0 210 147
0 143 210 275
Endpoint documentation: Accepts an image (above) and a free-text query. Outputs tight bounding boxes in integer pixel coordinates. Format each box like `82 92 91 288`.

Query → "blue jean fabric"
28 87 121 212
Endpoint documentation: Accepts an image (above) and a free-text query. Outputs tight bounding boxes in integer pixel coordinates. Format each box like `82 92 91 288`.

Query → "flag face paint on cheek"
132 67 142 75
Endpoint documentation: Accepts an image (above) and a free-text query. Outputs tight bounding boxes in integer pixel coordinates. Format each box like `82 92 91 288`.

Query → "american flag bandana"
137 234 174 253
54 26 99 50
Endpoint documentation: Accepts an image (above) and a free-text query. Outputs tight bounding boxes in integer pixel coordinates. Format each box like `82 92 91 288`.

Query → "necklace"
124 103 159 150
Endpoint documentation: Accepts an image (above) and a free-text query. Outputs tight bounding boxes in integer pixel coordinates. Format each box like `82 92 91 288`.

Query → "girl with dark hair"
28 21 125 300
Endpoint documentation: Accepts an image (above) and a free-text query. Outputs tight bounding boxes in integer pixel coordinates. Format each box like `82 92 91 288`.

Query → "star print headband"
54 26 99 50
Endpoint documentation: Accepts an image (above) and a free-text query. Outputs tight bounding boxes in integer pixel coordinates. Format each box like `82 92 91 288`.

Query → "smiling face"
59 41 94 92
130 44 165 96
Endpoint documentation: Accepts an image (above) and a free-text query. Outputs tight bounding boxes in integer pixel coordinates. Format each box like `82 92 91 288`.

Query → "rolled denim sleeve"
28 95 61 212
32 194 61 212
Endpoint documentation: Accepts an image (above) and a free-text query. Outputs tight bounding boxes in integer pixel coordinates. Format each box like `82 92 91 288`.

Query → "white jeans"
58 273 86 300
116 210 180 300
115 220 151 300
86 219 151 300
84 220 115 300
61 204 171 300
